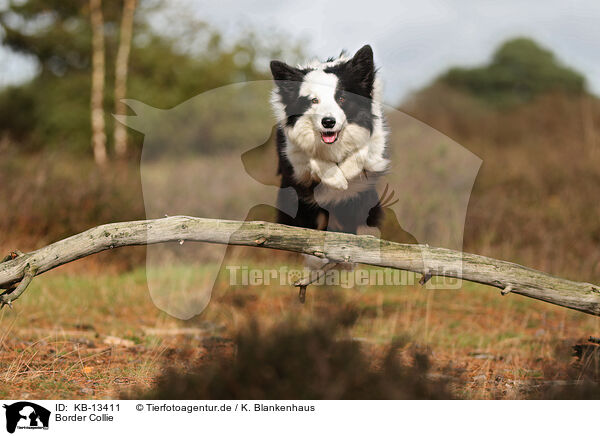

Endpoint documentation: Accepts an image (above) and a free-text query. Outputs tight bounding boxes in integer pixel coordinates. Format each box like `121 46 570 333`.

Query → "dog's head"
270 45 379 155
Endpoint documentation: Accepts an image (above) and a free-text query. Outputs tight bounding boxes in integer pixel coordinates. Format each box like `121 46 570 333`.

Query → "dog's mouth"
320 131 338 144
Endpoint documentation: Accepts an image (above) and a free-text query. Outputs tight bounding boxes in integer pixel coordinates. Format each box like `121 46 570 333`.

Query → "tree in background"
0 0 302 158
437 37 586 106
113 0 136 157
0 0 93 152
89 0 107 165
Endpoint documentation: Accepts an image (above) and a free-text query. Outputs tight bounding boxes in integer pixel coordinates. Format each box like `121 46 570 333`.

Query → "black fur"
270 61 311 127
325 45 376 133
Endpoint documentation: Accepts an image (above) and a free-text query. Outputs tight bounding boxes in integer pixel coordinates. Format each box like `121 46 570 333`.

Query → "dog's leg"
338 147 367 181
364 152 390 173
309 158 348 190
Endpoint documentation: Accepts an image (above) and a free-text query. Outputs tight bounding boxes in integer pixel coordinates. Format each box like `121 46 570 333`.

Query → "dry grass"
0 258 598 399
2 91 599 280
403 89 600 282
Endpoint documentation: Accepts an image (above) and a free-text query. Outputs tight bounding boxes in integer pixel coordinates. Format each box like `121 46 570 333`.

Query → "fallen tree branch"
0 263 38 308
0 216 599 316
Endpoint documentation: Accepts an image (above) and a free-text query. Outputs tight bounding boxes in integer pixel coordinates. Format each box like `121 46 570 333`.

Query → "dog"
270 44 389 238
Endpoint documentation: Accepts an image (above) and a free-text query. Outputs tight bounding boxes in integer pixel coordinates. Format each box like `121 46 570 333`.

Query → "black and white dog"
270 45 389 236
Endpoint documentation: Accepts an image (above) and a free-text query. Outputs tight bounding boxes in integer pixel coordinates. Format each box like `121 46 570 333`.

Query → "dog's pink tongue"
321 132 337 144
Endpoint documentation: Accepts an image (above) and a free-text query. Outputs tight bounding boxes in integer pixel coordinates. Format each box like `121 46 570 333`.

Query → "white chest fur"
281 112 389 204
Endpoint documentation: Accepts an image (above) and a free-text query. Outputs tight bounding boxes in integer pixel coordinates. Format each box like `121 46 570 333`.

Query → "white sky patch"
0 45 38 87
167 0 600 103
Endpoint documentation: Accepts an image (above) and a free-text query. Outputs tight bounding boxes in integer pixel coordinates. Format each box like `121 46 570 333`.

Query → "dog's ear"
349 45 375 93
270 61 304 99
270 61 303 82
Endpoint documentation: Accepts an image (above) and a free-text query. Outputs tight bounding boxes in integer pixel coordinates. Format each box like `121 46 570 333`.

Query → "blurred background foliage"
0 0 303 154
436 37 586 107
0 0 599 401
0 0 598 286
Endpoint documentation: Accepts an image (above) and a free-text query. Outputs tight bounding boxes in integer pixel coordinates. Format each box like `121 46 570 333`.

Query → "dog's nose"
321 117 336 129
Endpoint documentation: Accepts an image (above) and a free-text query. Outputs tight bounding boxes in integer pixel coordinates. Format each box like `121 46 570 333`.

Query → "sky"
2 0 600 104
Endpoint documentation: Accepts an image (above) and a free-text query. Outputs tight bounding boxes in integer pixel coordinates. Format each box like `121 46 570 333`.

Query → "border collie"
270 45 389 236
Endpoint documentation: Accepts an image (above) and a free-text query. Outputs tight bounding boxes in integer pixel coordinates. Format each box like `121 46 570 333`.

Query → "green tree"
0 0 299 155
437 37 586 106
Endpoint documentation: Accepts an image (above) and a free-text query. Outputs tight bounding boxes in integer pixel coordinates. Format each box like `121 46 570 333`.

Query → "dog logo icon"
3 402 50 433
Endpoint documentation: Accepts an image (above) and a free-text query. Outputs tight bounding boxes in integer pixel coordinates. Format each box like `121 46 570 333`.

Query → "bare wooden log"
1 216 599 316
0 264 37 308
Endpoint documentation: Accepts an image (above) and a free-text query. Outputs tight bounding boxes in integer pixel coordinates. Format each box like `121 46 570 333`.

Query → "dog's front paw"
339 160 363 181
321 170 348 190
310 160 348 190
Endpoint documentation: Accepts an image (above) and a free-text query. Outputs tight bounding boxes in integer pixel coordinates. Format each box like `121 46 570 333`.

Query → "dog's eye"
311 97 319 104
337 95 345 104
